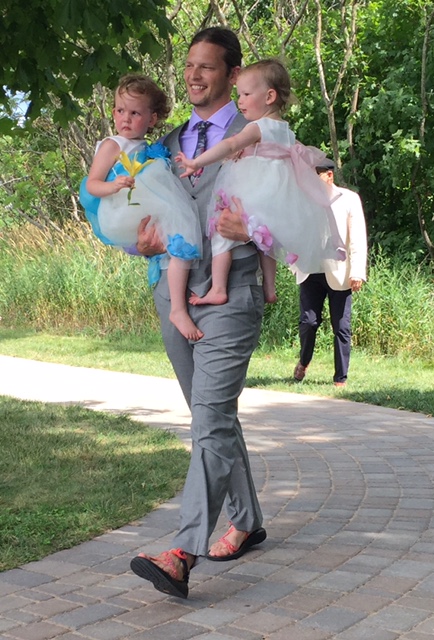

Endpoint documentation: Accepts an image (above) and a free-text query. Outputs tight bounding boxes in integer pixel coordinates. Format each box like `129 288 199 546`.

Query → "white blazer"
297 185 368 291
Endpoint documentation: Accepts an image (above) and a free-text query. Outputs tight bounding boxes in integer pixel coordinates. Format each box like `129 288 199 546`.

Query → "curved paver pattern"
1 355 434 639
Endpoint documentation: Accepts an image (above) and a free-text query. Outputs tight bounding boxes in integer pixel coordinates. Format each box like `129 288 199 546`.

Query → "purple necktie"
190 121 211 186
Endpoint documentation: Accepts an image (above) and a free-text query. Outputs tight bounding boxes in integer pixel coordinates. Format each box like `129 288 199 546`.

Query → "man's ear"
229 66 241 85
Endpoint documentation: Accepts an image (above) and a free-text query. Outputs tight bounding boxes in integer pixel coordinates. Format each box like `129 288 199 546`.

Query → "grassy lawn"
0 327 433 416
0 396 189 571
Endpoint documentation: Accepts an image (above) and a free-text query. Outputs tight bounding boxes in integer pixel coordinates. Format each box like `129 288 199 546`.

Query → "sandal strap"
169 548 190 584
220 525 248 554
140 549 190 584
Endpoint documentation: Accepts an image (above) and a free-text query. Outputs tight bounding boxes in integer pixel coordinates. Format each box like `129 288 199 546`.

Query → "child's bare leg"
189 251 231 306
260 253 277 303
167 258 203 340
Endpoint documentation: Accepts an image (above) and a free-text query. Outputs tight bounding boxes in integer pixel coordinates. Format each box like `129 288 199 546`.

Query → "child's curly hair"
115 74 171 132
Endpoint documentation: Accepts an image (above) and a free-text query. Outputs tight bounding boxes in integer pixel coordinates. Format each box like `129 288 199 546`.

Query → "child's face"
236 71 274 121
113 91 157 140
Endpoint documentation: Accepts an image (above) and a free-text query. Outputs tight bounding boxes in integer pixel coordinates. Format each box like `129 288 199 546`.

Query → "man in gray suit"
130 27 266 599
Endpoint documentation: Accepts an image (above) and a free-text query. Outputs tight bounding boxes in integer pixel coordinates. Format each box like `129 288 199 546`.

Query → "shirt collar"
187 101 238 131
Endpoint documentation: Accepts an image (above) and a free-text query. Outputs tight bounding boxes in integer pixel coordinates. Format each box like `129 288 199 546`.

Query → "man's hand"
350 278 363 293
136 216 166 256
216 196 250 243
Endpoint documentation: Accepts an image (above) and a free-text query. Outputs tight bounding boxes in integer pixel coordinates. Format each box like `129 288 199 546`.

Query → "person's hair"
316 166 334 175
189 27 242 74
240 59 291 111
115 74 171 131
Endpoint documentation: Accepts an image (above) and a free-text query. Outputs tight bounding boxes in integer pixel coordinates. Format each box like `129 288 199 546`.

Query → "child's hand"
111 175 135 193
175 152 197 179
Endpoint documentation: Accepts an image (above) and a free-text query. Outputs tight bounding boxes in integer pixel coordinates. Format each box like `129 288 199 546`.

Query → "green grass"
0 328 433 416
0 395 189 571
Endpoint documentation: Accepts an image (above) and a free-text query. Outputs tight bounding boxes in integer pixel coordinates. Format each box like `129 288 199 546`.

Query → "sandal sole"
130 556 189 599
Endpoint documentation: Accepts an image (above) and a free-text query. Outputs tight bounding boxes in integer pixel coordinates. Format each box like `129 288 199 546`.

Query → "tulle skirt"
207 142 346 274
80 157 201 263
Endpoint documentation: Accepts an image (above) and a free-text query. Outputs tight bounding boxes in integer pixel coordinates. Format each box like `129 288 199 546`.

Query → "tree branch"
230 0 260 59
331 0 358 105
209 0 228 26
411 6 434 259
281 0 309 51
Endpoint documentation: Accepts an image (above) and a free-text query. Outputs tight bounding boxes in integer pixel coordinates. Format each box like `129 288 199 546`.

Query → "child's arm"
87 139 135 197
175 122 261 178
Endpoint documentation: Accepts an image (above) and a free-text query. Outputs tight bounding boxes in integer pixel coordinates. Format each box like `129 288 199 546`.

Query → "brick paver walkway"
1 356 434 639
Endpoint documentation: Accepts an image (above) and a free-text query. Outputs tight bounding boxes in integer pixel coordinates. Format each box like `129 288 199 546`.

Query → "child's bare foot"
170 309 204 340
189 289 228 306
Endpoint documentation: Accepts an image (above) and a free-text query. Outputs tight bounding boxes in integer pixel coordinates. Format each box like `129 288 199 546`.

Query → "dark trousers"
298 273 352 383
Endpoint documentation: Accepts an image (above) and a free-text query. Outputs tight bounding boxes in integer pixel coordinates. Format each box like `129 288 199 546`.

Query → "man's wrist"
136 242 147 256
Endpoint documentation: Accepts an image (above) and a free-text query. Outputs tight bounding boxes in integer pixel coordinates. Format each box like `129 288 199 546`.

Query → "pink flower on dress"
214 189 230 211
207 216 218 238
251 225 273 254
285 252 299 265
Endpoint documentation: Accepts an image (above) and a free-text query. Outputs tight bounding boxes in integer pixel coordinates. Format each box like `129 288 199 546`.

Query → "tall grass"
1 224 433 360
353 253 434 356
0 225 159 335
254 257 434 361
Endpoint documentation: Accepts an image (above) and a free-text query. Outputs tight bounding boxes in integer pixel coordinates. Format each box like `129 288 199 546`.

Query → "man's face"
184 41 238 116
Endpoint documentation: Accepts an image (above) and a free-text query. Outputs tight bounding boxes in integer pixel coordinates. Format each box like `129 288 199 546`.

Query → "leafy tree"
0 0 173 130
1 0 433 262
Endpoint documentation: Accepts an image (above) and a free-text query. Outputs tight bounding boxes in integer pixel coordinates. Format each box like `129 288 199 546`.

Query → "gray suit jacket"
156 113 260 298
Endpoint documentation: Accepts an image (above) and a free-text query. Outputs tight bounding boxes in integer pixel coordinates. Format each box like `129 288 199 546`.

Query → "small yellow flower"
118 152 154 205
119 152 153 177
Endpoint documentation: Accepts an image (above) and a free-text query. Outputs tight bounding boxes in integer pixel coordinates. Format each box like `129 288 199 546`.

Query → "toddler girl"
80 74 204 340
176 59 344 305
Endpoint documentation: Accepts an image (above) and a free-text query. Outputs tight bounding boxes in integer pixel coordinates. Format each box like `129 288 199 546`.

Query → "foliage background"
2 1 433 577
1 0 433 305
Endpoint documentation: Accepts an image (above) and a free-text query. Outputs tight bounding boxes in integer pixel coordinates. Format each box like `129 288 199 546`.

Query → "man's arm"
347 191 368 286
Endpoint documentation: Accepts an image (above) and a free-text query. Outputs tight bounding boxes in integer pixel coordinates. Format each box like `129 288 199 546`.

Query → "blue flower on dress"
147 142 171 162
148 254 165 286
167 234 201 261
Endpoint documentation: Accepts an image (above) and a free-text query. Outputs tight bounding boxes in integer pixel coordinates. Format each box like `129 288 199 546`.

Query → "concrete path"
1 355 434 640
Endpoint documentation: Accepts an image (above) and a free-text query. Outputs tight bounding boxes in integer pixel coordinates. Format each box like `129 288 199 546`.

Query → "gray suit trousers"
154 270 264 556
